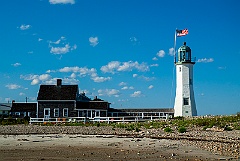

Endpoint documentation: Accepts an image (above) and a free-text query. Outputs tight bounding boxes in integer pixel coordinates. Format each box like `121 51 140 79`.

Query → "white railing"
30 115 170 124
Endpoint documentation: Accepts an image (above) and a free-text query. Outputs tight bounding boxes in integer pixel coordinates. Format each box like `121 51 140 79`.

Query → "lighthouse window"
183 98 189 105
179 67 181 72
189 79 192 85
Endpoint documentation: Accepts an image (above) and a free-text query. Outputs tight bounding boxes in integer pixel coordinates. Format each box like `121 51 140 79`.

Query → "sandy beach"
0 125 239 161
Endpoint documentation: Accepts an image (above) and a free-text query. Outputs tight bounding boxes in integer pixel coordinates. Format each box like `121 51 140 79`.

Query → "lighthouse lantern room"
174 42 197 117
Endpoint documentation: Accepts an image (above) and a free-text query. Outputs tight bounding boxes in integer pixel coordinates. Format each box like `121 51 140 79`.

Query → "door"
44 108 50 118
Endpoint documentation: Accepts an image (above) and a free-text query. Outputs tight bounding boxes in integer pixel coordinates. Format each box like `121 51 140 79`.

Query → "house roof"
0 103 11 111
37 84 78 100
76 101 109 110
108 108 174 113
11 103 37 112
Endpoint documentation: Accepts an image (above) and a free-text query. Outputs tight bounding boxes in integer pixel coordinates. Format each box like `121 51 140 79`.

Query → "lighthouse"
174 42 197 117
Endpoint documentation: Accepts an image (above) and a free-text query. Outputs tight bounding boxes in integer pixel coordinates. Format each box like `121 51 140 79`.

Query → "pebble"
0 125 239 157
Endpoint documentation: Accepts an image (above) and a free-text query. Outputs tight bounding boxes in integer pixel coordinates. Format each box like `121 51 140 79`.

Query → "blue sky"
0 0 239 116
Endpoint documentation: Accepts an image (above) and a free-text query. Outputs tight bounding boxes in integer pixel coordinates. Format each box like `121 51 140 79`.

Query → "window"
179 67 181 72
183 98 189 105
54 108 59 117
95 110 100 117
185 111 189 113
78 110 84 117
189 79 192 85
63 108 68 117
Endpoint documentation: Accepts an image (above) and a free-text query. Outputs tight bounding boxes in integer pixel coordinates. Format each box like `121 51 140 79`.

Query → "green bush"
224 126 233 131
178 126 187 133
164 127 172 133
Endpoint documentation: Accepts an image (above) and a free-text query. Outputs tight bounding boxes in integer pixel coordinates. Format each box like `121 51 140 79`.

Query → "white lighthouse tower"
174 42 197 117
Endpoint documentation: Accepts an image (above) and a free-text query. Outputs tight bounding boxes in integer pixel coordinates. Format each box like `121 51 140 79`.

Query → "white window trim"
63 108 68 117
54 108 59 117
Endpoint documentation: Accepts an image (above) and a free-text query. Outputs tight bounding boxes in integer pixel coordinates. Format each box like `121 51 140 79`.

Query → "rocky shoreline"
0 125 239 159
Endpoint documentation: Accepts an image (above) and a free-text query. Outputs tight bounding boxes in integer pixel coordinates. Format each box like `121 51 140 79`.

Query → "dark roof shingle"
11 103 37 112
37 85 78 100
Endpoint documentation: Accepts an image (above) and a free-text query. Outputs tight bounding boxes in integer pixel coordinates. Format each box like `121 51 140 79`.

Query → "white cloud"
19 92 25 96
91 76 111 83
148 85 154 89
49 37 76 55
130 91 142 97
59 66 81 73
71 44 77 50
129 86 134 89
101 61 149 73
98 89 120 97
133 74 138 78
38 38 43 41
59 66 97 77
61 78 79 85
121 86 134 90
49 36 65 45
130 37 137 42
89 37 99 47
31 79 40 85
20 74 51 85
218 66 226 70
12 63 21 67
157 50 165 58
197 58 214 63
39 74 51 81
46 69 55 73
29 97 37 101
119 82 127 86
58 66 110 83
150 64 158 67
130 36 139 45
152 57 158 61
5 84 21 89
121 86 128 90
138 75 155 81
100 61 121 73
50 44 70 54
19 24 31 30
169 47 174 56
49 0 75 4
70 73 76 78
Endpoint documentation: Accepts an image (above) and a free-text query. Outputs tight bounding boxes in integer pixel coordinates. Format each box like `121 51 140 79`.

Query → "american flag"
176 29 188 37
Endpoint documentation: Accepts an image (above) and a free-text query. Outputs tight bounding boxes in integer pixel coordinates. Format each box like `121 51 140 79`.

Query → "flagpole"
170 29 177 108
174 29 177 63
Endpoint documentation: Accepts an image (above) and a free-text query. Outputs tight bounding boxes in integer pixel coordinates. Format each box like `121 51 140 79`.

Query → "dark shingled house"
76 95 110 118
37 79 110 119
37 79 79 118
11 101 37 118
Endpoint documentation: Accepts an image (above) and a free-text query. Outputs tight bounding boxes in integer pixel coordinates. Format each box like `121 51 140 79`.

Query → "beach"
0 125 239 161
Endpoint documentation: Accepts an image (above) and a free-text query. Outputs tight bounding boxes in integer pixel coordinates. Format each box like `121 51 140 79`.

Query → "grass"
1 114 239 132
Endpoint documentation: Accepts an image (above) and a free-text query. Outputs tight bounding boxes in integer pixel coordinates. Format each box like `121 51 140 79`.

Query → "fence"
30 115 170 124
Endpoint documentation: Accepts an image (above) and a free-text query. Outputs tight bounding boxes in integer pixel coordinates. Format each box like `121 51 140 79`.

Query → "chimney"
57 79 62 86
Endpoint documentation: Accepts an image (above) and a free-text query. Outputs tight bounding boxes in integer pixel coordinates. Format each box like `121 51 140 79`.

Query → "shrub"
135 127 140 132
164 127 172 133
224 125 233 131
178 126 187 133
